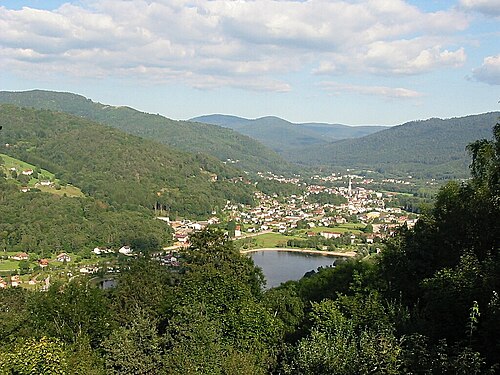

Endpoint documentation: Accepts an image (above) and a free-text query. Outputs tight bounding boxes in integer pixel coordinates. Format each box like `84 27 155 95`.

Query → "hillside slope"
286 112 500 179
191 114 387 152
0 90 292 174
0 105 254 217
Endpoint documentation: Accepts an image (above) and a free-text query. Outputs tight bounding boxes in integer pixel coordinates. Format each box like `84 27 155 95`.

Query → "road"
240 247 356 257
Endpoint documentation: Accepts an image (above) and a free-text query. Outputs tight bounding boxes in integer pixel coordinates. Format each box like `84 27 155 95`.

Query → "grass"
1 153 84 197
237 232 304 249
37 184 84 197
1 153 55 179
0 260 19 272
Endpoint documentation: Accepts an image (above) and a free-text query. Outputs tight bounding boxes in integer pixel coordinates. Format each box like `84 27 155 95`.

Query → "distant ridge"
286 112 500 179
0 90 293 174
191 114 388 152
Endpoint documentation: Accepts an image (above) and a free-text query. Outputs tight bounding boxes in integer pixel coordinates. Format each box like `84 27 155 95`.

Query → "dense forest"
287 112 499 179
0 178 172 256
0 124 498 374
0 105 255 217
0 90 294 174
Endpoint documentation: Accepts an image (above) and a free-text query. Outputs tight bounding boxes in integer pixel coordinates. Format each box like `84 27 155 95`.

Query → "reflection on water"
249 251 336 289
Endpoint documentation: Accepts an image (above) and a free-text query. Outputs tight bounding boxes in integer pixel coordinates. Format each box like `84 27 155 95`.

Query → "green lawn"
237 232 305 249
37 184 84 197
0 260 19 272
1 153 84 197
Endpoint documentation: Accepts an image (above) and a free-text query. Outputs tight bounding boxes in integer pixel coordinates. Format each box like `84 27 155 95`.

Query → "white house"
119 246 133 255
56 253 71 262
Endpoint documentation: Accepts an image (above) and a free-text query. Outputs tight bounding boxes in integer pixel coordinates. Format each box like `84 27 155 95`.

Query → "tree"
102 308 163 375
5 336 67 375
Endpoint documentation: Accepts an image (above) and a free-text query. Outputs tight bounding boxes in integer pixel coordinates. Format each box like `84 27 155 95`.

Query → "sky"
0 0 499 125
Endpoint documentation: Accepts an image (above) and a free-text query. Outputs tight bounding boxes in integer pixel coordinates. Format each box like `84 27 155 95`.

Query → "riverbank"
240 248 356 257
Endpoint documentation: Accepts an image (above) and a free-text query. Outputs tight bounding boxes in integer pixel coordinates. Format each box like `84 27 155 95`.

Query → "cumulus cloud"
319 81 423 99
0 0 471 91
460 0 500 17
472 55 500 85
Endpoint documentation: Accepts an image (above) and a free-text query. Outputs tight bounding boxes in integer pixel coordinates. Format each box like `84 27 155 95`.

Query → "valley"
0 93 498 374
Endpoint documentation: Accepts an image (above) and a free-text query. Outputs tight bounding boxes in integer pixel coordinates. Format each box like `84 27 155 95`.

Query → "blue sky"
1 0 499 125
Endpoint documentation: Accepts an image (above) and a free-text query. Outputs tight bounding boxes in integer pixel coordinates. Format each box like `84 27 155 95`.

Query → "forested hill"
286 112 500 179
191 114 387 152
0 90 292 174
0 105 254 217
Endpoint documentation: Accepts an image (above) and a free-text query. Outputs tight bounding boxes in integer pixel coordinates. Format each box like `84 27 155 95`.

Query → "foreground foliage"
0 125 499 374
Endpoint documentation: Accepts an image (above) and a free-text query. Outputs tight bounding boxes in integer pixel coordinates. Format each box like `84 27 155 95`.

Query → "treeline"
0 105 255 217
306 191 348 205
255 178 305 197
0 179 172 256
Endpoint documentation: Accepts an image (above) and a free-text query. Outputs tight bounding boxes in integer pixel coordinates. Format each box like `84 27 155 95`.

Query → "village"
0 171 421 289
168 172 419 252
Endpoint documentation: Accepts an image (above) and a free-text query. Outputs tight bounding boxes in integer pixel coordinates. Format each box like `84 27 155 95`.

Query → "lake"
248 250 336 289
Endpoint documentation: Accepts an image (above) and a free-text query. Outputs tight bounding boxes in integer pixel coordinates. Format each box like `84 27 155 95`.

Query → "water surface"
249 250 336 289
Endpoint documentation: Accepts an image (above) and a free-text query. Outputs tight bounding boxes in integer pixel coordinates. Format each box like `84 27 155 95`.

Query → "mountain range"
0 90 292 174
1 89 497 180
286 112 500 179
0 105 254 217
191 114 388 152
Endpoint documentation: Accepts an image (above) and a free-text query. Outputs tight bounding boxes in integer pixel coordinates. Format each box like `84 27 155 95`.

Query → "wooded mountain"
0 105 254 217
0 90 292 174
191 114 387 152
286 112 500 179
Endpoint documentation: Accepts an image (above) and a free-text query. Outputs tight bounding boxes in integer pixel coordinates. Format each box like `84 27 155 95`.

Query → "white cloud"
319 81 423 99
460 0 500 17
472 55 500 85
0 0 471 91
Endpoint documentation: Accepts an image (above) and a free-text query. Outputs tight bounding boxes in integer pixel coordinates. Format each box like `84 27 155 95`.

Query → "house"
320 231 343 239
0 277 7 289
38 259 49 268
11 252 29 261
56 253 71 262
119 246 133 255
22 169 33 176
93 247 113 255
234 225 242 238
11 275 21 287
40 180 52 186
175 233 189 243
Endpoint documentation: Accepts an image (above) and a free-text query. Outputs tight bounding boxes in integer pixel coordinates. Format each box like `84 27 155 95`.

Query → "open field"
1 153 84 197
236 232 303 249
37 184 84 197
0 260 19 272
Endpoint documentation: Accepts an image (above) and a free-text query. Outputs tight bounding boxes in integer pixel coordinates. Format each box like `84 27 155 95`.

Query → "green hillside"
0 105 254 217
0 90 293 174
0 178 173 255
287 112 500 179
191 114 387 152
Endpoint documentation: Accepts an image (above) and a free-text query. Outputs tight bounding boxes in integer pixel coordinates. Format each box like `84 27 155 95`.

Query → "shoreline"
240 247 356 257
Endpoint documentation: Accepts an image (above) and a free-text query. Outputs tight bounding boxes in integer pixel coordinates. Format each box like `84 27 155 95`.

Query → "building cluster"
223 174 418 238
